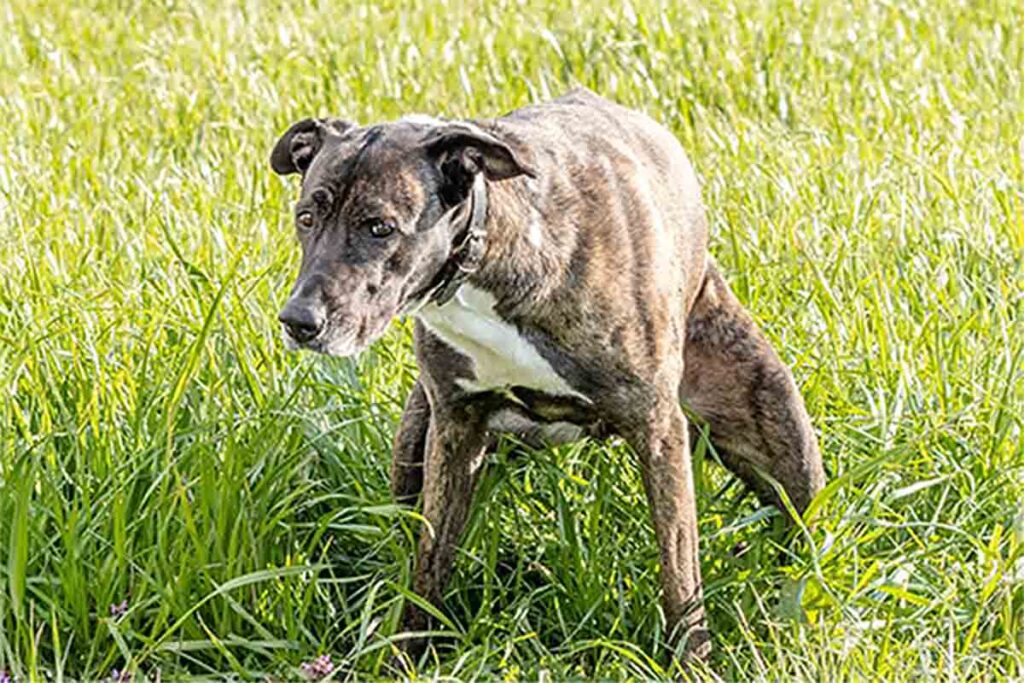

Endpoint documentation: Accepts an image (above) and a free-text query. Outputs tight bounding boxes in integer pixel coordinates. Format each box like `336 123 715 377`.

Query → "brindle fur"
271 88 826 665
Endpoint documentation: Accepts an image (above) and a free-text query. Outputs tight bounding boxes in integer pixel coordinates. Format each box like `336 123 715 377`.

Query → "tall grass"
1 0 1022 679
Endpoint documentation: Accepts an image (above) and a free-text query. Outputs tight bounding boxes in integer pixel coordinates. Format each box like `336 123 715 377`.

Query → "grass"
1 0 1022 679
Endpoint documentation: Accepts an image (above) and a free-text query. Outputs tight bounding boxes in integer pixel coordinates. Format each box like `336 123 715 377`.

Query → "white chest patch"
415 286 587 400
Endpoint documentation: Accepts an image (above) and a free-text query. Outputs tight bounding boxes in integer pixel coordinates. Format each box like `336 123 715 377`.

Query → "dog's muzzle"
279 297 326 343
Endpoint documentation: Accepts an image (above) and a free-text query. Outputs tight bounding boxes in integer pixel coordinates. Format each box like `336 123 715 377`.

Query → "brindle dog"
270 88 826 664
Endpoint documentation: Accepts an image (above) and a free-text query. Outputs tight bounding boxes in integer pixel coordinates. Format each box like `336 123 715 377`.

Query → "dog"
270 88 826 663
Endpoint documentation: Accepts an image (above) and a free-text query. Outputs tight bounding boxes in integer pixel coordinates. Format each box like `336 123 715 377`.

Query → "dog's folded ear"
423 123 537 181
270 118 355 176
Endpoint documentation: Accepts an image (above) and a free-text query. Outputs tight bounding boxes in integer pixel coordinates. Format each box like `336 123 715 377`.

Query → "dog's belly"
415 285 590 403
486 408 586 446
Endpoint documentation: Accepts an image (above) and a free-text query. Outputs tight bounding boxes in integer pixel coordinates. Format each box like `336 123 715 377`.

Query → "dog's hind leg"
622 396 711 662
680 261 825 516
391 379 430 504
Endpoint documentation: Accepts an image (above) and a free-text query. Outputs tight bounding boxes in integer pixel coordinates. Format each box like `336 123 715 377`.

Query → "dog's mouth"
282 327 361 357
281 306 399 358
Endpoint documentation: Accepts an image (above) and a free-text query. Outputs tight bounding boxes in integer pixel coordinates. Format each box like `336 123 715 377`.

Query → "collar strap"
427 173 488 306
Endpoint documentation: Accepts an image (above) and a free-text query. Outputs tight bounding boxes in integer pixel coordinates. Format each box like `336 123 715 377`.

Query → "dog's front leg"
390 379 430 504
398 402 488 659
624 392 711 664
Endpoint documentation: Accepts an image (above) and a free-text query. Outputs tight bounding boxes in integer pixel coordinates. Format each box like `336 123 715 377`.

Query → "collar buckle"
428 173 488 306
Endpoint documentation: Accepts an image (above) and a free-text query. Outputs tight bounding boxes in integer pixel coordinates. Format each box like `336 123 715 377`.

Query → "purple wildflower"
109 599 129 618
0 668 12 683
105 668 131 683
300 654 334 680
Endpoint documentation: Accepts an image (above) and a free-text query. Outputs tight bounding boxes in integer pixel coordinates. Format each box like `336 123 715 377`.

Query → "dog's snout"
279 299 326 343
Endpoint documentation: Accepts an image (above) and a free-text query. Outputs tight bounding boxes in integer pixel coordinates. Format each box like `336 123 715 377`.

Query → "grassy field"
1 0 1022 679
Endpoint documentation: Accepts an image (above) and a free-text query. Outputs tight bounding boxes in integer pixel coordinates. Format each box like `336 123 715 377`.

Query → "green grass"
1 0 1022 679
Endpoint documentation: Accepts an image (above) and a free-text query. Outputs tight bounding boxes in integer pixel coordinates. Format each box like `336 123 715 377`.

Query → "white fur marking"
528 213 543 247
416 286 587 400
401 114 445 126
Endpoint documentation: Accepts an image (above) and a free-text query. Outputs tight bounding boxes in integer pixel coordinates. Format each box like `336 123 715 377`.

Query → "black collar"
424 173 488 306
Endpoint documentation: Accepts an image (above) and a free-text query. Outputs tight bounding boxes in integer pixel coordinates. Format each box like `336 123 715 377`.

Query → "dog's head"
270 116 533 356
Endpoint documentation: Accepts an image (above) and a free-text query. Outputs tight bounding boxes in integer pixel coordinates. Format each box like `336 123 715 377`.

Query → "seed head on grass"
109 599 129 619
299 654 334 680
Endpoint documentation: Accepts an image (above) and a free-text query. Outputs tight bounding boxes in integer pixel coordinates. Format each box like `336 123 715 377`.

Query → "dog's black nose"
279 300 325 343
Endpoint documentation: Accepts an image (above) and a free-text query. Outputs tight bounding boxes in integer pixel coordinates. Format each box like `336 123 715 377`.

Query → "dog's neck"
425 174 490 307
466 174 570 314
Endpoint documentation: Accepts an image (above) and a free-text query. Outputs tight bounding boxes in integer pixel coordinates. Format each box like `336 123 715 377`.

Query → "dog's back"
493 86 708 285
471 87 710 385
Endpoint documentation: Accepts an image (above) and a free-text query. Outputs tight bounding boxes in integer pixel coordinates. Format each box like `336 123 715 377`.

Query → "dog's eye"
296 211 315 231
366 218 395 238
